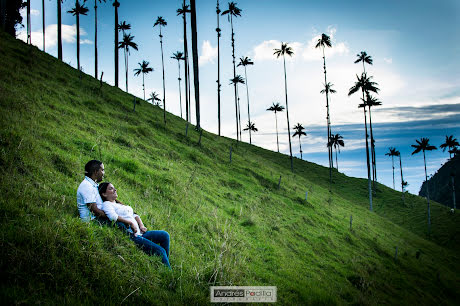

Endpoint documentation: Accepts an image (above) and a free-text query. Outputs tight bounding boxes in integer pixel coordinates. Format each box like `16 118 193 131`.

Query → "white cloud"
383 58 393 64
199 40 217 66
252 27 349 63
17 24 92 49
31 9 40 16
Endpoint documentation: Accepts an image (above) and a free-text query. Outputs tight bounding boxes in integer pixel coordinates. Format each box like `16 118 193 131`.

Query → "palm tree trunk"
362 97 373 211
399 154 405 202
27 0 31 44
190 0 200 129
423 150 431 232
369 106 377 184
244 66 251 144
124 47 128 92
182 1 189 123
159 26 166 125
142 73 145 101
230 16 238 141
452 175 456 210
177 60 183 119
57 0 62 60
335 146 339 171
42 0 45 51
322 47 333 182
392 155 395 189
94 0 98 79
299 136 302 160
216 1 221 136
237 88 242 141
283 55 293 172
114 0 119 87
275 112 280 153
76 13 80 71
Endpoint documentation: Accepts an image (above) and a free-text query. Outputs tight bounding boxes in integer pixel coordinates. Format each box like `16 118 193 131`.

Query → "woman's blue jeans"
131 230 171 269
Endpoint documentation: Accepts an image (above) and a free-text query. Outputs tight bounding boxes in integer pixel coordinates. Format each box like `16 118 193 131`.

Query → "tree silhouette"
154 16 168 125
412 138 437 232
243 121 258 141
363 93 382 183
329 133 344 171
221 1 242 141
147 91 162 107
134 60 153 101
440 135 459 159
320 81 336 169
42 0 45 51
93 0 106 79
216 0 222 135
274 42 294 172
349 72 379 211
267 102 285 153
113 0 120 87
25 0 30 44
230 75 245 141
118 33 138 92
315 33 334 181
354 51 373 74
177 3 191 123
385 147 398 189
57 0 63 60
238 56 254 144
67 1 89 72
393 149 406 201
293 123 307 160
171 51 185 119
190 0 201 130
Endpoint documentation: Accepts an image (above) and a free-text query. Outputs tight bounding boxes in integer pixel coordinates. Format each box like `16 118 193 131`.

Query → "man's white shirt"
77 176 102 221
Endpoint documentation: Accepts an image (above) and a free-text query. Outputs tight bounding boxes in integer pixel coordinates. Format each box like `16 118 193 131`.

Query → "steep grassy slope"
0 31 459 304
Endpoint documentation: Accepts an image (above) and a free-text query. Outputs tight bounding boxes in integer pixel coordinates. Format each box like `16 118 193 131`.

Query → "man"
77 160 107 221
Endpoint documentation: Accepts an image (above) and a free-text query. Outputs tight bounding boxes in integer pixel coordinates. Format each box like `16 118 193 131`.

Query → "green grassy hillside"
0 31 459 304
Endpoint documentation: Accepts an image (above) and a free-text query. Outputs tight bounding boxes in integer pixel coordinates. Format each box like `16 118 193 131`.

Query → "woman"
98 182 171 269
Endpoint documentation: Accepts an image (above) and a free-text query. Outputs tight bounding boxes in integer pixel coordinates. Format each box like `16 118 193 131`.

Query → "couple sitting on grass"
77 160 171 269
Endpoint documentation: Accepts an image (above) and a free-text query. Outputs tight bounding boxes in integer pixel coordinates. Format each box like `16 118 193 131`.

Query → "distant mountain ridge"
420 155 459 209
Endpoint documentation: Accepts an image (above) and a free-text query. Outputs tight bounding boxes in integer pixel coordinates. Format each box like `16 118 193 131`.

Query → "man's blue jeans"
131 230 171 269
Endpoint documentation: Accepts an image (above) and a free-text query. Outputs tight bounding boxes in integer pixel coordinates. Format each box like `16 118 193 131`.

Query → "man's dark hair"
85 160 102 177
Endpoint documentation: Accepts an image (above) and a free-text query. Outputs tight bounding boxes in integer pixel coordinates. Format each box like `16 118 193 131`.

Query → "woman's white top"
100 201 141 236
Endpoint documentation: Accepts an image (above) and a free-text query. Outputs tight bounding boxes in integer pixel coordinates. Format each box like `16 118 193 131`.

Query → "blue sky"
18 0 460 195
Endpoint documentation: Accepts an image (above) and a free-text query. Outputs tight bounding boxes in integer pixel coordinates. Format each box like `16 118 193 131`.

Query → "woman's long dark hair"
98 182 111 201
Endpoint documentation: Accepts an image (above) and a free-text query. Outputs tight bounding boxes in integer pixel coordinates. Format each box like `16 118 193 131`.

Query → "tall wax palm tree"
355 51 373 74
293 123 307 160
329 133 344 171
243 121 258 140
412 138 437 232
320 81 336 168
315 33 333 181
118 21 131 35
363 93 382 183
385 147 398 189
113 0 120 87
118 33 138 92
230 75 245 141
67 1 89 72
274 42 294 172
349 72 379 211
394 150 406 194
237 56 254 144
147 91 162 106
171 51 185 119
57 0 64 60
93 0 106 79
177 3 191 122
42 0 45 51
154 16 168 125
440 135 459 159
190 0 201 130
267 102 285 153
221 1 242 141
216 0 222 135
26 0 30 44
133 60 153 101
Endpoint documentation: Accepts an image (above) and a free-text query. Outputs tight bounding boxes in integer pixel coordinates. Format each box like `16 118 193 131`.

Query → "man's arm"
135 215 147 233
88 202 106 218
